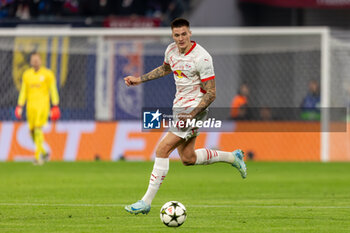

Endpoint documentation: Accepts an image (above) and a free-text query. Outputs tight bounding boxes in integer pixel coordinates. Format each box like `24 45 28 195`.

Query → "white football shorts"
170 108 209 141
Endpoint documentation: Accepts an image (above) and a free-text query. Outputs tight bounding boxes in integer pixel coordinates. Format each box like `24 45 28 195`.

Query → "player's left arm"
48 70 60 120
48 70 59 105
189 79 216 118
189 53 216 118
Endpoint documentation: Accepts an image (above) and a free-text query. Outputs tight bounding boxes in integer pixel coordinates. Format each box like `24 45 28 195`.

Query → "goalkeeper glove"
15 106 23 120
50 106 61 121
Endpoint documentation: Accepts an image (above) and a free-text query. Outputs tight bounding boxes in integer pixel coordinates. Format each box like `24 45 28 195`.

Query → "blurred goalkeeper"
15 52 61 165
124 18 247 215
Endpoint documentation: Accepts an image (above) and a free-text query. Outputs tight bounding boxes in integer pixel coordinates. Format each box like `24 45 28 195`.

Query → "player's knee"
181 156 196 166
180 151 196 166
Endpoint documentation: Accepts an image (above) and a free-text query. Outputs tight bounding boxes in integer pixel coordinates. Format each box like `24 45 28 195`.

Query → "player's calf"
194 148 234 165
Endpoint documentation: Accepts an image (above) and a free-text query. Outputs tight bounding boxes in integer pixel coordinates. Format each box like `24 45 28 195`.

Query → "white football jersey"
164 41 215 109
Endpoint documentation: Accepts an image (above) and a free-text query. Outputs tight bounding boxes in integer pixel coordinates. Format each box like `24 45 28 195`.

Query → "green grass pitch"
0 161 349 233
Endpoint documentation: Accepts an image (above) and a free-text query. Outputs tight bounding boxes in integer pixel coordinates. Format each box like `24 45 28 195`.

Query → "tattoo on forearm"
191 79 216 117
141 64 172 83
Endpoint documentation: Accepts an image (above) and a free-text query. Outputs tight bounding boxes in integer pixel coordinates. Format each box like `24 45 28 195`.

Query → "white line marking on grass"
0 203 125 207
0 203 349 209
190 205 350 209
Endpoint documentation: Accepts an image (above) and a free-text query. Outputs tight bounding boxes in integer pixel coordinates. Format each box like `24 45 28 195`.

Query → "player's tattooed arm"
124 63 171 86
141 63 172 83
190 79 216 118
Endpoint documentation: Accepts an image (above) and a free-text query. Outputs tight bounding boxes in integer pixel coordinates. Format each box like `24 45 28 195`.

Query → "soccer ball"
160 201 187 227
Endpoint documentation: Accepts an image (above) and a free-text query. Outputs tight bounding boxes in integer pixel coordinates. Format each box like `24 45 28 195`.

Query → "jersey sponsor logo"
13 37 69 91
172 61 193 71
30 84 41 88
173 70 188 79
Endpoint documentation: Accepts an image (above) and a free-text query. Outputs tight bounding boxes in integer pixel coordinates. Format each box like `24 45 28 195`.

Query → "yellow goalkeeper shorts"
26 106 49 130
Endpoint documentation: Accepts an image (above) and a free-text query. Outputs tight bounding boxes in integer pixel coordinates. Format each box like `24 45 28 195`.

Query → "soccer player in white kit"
124 18 247 215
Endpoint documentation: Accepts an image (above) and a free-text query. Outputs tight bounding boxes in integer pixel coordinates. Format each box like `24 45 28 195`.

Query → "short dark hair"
171 18 190 29
30 52 40 57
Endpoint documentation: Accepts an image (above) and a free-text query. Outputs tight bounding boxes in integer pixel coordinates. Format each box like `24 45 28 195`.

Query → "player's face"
172 26 192 53
30 54 42 71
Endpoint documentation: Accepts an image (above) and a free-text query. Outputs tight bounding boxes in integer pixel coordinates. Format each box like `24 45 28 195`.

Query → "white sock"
141 157 169 205
195 148 234 165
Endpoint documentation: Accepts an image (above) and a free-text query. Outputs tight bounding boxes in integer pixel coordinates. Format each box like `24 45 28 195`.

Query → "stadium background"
0 0 349 162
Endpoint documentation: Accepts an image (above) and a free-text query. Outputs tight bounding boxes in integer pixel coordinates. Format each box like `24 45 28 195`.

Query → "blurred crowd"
0 0 190 26
230 81 322 121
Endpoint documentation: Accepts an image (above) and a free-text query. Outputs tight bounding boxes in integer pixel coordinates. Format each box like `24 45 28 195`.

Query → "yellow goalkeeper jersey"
17 67 59 109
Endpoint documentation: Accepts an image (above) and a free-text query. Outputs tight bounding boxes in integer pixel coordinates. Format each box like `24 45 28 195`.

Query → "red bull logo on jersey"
174 70 188 79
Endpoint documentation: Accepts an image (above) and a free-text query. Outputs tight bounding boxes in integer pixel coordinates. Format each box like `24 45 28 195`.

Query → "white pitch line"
0 203 125 207
0 203 349 209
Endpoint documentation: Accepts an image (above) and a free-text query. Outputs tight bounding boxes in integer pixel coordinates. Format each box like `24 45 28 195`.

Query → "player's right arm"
15 73 27 119
17 73 27 106
124 63 172 87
